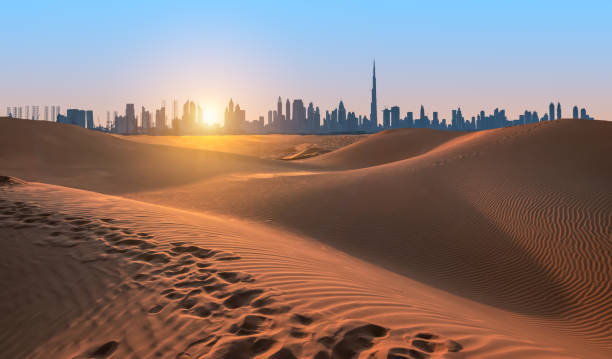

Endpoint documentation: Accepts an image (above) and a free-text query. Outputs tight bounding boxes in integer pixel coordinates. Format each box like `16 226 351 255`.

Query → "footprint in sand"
388 332 463 359
73 341 119 359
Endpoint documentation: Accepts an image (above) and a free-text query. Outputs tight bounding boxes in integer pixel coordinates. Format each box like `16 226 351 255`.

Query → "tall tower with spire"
370 60 377 130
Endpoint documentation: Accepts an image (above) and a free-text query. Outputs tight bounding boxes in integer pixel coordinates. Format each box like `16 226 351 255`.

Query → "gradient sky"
2 0 611 126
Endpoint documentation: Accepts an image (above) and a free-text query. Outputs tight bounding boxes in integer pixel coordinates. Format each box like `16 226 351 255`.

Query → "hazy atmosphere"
1 2 610 359
2 1 611 125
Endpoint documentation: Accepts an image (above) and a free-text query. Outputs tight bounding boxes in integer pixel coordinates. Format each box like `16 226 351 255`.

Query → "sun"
201 106 220 126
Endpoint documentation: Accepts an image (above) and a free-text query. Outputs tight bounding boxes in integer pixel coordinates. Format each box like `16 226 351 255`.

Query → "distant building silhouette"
370 61 377 129
141 106 151 132
292 99 306 131
382 108 390 129
126 104 136 134
181 100 197 133
432 112 439 128
155 105 166 130
390 106 400 128
579 108 593 120
549 102 555 121
224 98 246 133
573 106 579 119
58 109 86 127
338 101 346 131
277 97 284 130
86 110 94 129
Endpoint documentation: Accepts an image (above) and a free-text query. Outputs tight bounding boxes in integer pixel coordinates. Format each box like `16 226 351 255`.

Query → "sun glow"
201 107 220 126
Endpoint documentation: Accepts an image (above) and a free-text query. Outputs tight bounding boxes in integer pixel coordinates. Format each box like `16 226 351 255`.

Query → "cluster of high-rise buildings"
109 99 212 135
6 105 57 123
248 62 593 134
5 105 99 129
5 62 595 134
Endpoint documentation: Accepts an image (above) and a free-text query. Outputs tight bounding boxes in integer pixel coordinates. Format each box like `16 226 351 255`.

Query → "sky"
2 0 611 126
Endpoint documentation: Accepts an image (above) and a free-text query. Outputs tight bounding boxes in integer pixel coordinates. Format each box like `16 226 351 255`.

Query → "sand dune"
127 120 612 354
303 128 465 169
0 118 314 194
119 132 364 160
0 118 611 358
0 182 600 359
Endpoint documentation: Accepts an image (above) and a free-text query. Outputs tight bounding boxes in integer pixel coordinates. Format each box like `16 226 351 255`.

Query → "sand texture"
0 117 610 359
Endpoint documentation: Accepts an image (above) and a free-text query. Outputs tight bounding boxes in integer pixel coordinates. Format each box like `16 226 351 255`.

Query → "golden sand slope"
303 128 465 169
117 132 365 160
0 182 601 359
125 120 612 354
0 118 312 194
0 118 610 358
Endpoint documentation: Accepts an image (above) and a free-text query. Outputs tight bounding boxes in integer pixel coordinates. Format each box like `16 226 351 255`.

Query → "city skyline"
0 60 603 129
2 61 598 132
1 1 611 126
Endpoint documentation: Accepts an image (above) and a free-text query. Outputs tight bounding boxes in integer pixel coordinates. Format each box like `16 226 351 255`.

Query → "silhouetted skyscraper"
390 106 400 128
382 108 390 128
370 60 377 129
292 99 306 131
557 102 561 120
338 101 346 130
580 108 589 119
285 99 290 124
573 106 579 119
126 104 136 134
277 97 283 125
549 102 555 121
235 104 245 128
172 99 178 121
331 109 338 130
141 106 152 131
225 98 234 131
66 109 86 127
307 102 315 130
86 110 93 129
182 100 197 133
155 105 166 130
224 98 246 133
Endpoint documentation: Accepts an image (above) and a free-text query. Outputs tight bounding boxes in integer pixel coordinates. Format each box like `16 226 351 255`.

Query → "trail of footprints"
0 195 463 359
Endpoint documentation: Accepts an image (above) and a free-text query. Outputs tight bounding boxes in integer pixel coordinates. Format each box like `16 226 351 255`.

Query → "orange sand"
0 117 610 359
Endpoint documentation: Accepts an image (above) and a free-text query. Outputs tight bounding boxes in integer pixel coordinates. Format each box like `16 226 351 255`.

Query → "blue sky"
2 0 611 125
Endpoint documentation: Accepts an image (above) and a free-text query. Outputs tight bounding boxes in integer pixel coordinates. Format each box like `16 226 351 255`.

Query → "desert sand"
0 117 610 359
